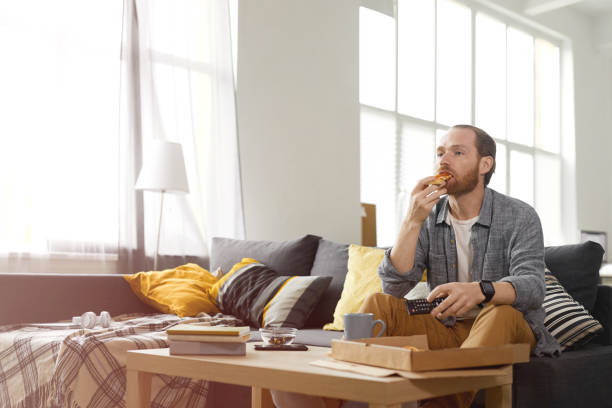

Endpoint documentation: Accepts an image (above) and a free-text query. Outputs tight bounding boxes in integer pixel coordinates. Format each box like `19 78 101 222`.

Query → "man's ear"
479 156 493 176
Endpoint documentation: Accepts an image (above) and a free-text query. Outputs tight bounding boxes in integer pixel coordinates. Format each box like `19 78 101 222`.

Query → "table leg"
251 387 274 408
126 369 152 408
485 384 512 408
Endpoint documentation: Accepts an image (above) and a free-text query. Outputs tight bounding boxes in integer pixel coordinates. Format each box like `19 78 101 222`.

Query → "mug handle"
372 319 386 337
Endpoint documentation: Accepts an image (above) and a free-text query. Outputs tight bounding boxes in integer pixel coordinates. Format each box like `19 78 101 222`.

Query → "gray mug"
343 313 386 340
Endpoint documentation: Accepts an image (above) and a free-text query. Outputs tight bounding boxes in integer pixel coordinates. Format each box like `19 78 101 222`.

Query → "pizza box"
330 335 529 372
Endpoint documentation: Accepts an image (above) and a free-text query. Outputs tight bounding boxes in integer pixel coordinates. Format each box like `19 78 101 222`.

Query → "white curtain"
0 1 123 273
119 0 245 272
0 0 244 274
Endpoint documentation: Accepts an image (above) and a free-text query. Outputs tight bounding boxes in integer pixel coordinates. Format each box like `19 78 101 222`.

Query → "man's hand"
389 177 447 274
427 282 485 319
405 176 447 226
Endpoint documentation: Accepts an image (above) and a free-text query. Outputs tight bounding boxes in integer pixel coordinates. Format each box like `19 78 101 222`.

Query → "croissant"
430 171 452 186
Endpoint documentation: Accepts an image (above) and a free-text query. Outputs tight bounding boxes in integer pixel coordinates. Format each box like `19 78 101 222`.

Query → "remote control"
405 297 446 315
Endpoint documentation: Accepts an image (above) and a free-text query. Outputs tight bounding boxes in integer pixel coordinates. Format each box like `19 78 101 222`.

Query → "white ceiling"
524 0 612 56
570 0 612 16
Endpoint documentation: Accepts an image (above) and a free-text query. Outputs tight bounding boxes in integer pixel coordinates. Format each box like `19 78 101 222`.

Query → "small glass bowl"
259 327 297 345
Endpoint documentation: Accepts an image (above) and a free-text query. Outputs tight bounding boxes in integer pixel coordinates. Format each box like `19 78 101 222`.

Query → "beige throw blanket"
0 313 244 408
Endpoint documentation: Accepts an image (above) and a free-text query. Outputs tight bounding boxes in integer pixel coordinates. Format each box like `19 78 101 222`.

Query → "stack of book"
166 324 251 356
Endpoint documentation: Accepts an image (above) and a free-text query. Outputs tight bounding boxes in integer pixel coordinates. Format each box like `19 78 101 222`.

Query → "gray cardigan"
379 188 561 357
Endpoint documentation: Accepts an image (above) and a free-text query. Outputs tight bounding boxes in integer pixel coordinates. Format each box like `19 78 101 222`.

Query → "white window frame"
360 0 576 247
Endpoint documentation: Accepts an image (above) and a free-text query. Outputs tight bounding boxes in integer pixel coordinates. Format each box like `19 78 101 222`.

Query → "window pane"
507 27 534 146
0 0 122 252
535 39 560 153
360 107 397 247
475 13 506 140
488 143 506 194
510 150 534 206
397 0 435 120
359 7 395 111
536 153 561 245
398 123 435 228
436 0 472 126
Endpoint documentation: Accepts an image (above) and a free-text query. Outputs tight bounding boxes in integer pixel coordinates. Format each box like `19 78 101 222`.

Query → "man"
272 124 560 408
361 124 560 407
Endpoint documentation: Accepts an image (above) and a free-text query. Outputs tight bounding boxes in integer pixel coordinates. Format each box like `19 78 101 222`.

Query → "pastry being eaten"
430 171 452 186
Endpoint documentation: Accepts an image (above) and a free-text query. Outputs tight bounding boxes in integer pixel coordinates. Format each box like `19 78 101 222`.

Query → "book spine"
166 326 250 336
169 341 247 355
167 330 246 336
167 334 250 343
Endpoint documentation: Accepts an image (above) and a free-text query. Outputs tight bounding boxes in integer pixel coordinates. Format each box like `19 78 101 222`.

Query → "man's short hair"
452 124 496 186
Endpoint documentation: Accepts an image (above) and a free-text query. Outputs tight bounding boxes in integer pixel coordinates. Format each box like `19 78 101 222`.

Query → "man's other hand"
427 282 485 319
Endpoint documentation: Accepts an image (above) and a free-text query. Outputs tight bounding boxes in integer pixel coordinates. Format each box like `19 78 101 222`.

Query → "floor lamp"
135 140 189 270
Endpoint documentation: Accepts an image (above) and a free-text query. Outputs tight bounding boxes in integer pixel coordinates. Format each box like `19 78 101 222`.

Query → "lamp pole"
154 191 165 270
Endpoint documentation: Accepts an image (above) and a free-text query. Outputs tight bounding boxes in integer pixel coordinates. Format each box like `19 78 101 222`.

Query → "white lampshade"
135 140 189 193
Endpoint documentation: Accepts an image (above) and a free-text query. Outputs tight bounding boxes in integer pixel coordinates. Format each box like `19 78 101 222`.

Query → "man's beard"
445 163 479 196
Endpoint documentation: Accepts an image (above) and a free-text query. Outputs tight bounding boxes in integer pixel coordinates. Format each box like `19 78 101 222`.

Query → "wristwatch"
479 280 495 306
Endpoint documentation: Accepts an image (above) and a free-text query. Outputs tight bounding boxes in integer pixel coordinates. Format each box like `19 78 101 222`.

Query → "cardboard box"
330 335 529 372
310 358 512 380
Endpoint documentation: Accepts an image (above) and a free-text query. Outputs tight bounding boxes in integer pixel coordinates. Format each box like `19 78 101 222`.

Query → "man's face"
436 128 481 196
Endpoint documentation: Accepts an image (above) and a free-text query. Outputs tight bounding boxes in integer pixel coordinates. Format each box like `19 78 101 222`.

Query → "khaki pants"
359 293 536 408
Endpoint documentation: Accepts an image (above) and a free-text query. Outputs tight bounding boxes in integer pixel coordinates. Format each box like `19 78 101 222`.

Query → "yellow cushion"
207 258 259 301
323 244 385 331
123 263 219 317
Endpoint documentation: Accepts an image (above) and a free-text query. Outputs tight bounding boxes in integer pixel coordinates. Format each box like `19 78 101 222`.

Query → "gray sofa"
1 235 610 408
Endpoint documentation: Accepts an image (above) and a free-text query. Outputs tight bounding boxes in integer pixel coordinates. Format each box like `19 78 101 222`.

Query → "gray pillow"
210 235 321 278
305 239 350 328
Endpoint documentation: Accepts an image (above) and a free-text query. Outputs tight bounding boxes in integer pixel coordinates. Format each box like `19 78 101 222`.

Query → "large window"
0 1 123 259
360 0 565 247
0 1 242 274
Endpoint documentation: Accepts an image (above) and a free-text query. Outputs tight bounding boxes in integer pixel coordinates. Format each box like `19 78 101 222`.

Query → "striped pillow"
213 259 332 329
543 270 603 350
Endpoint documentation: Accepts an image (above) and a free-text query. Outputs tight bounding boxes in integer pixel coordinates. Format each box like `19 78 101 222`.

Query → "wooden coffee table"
126 343 515 408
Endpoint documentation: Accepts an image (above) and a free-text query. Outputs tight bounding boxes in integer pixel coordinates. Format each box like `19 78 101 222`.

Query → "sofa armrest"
592 284 612 345
0 273 156 326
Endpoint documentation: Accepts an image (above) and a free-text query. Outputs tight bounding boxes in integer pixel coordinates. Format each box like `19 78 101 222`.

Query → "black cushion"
210 234 321 277
544 241 604 313
305 239 350 327
513 344 612 408
592 285 612 346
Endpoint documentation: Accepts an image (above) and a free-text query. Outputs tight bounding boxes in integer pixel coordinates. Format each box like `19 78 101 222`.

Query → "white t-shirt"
447 212 481 319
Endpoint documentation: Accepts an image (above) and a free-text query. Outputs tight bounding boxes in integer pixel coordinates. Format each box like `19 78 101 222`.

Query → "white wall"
236 0 612 254
236 0 360 243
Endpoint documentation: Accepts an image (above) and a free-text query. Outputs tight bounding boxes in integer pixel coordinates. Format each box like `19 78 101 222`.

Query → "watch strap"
479 280 495 304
